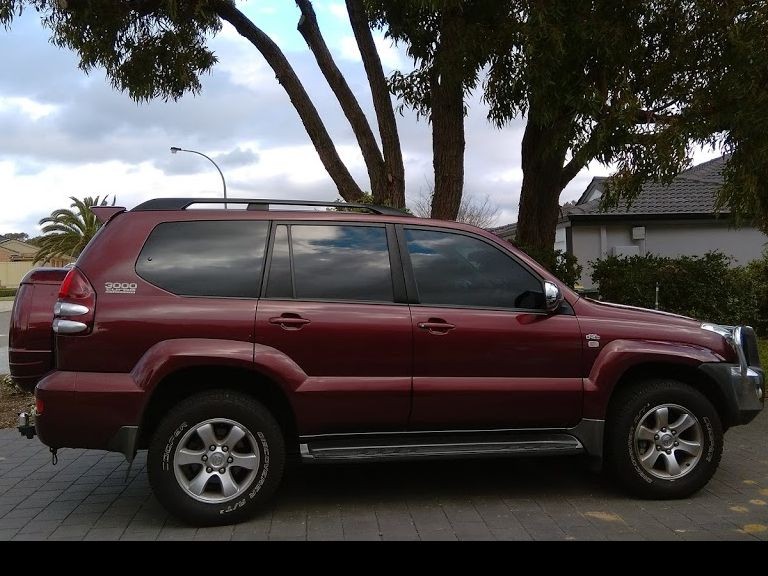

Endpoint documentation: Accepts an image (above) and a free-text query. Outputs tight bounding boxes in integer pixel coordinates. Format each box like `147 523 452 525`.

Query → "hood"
584 299 699 326
574 297 735 362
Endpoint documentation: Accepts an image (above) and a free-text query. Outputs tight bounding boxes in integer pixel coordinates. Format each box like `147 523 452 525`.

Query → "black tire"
148 390 285 526
606 379 723 499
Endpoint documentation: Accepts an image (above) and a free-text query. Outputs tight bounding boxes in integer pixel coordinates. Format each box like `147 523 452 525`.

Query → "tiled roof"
572 156 727 217
489 223 517 239
490 156 730 234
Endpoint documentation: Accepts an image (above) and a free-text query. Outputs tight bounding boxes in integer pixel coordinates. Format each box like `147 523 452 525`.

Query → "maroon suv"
10 198 764 526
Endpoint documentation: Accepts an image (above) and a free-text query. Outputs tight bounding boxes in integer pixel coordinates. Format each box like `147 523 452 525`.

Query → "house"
0 237 39 262
494 156 768 290
0 236 71 288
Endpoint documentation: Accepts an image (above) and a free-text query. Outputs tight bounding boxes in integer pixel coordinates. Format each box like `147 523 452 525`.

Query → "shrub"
518 246 583 289
591 252 759 325
1 374 22 395
0 287 16 298
746 250 768 335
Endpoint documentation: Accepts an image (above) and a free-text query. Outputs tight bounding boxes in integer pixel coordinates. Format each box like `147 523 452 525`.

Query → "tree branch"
345 0 405 208
560 106 680 188
212 0 364 202
294 0 386 200
634 109 678 124
560 127 602 189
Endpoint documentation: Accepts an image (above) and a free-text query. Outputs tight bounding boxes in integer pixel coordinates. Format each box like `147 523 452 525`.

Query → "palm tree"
34 196 115 264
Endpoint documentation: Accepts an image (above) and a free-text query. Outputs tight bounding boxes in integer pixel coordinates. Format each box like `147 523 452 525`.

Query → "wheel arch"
606 362 730 429
137 365 298 452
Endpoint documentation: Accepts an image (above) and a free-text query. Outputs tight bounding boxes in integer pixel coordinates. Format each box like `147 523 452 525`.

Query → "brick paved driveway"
1 412 767 541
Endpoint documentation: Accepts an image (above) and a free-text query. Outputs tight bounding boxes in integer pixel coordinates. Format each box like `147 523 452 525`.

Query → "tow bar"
17 412 36 440
17 413 57 464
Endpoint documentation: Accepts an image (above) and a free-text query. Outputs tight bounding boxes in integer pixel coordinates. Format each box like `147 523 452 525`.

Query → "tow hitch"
17 412 36 440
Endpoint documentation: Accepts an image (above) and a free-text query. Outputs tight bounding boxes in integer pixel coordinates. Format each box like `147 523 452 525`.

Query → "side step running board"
300 432 584 463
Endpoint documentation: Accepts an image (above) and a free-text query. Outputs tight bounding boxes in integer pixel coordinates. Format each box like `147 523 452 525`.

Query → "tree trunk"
213 0 364 202
346 0 405 209
430 9 465 221
296 0 387 202
516 120 568 252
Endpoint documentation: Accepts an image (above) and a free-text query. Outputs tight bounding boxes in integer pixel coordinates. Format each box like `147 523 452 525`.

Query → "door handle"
269 315 311 330
418 320 456 334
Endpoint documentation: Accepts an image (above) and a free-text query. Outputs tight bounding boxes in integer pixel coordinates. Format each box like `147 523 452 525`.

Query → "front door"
254 223 412 435
403 227 583 430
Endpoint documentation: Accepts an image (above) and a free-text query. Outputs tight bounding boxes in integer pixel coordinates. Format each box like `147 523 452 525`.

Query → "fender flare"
130 339 308 397
583 339 724 419
108 339 309 460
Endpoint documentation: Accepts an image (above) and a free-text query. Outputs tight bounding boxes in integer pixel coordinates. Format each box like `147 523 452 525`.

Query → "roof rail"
131 198 410 217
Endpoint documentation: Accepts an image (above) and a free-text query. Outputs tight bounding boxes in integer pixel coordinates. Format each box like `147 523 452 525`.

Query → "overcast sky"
0 1 718 236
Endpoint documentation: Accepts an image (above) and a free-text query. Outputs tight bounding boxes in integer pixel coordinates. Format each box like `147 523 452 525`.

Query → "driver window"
405 229 544 309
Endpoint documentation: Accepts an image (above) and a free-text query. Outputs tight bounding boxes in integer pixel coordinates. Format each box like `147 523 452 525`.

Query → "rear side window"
266 224 394 303
137 221 269 297
405 228 543 309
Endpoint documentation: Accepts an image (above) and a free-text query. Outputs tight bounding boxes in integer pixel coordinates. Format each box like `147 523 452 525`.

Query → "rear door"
254 222 412 435
402 226 583 430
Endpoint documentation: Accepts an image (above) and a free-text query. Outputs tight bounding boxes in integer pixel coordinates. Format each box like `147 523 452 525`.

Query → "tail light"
53 267 96 335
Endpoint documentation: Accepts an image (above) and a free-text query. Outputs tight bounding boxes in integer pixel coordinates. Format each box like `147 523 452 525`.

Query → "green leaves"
34 195 115 264
591 252 762 327
481 0 768 224
3 1 220 102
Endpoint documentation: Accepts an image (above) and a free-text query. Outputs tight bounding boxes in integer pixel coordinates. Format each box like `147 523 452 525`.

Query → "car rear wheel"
148 390 285 526
607 379 722 499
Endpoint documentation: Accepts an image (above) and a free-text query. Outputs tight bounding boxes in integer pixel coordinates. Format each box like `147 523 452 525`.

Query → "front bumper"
699 363 764 426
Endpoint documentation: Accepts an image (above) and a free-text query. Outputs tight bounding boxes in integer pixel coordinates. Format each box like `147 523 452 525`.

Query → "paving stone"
0 409 766 541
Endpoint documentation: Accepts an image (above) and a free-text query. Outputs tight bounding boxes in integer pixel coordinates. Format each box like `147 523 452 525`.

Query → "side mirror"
544 281 564 313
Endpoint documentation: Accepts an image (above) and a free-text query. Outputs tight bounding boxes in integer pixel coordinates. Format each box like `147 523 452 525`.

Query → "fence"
0 261 38 288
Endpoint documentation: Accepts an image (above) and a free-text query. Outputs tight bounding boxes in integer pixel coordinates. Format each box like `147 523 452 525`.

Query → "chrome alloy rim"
633 404 703 480
173 418 261 504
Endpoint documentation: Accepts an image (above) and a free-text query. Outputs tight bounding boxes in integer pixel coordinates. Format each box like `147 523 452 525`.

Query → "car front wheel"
607 379 723 499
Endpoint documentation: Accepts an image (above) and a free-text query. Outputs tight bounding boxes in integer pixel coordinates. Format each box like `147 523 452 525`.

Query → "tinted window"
406 229 543 309
137 221 269 297
266 225 292 298
266 225 394 302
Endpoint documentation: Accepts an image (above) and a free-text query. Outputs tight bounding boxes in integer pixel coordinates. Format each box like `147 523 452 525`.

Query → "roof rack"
131 198 410 217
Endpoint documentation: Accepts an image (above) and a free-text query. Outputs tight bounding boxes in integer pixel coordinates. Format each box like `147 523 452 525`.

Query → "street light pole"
170 147 227 203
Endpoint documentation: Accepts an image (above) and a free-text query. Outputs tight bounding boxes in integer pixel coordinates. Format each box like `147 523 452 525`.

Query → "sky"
0 1 719 236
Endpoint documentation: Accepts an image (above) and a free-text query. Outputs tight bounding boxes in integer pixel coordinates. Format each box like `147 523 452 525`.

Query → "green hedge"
517 246 583 288
0 288 17 298
591 252 761 328
746 253 768 335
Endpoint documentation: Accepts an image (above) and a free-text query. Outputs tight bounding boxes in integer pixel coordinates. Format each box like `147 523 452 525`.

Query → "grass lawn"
759 339 767 368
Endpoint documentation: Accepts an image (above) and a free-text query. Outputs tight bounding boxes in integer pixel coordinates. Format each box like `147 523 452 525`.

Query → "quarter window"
137 221 269 298
405 229 543 309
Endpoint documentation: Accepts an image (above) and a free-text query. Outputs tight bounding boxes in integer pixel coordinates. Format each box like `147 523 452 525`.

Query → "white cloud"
339 35 403 70
327 3 348 21
229 143 363 185
0 96 57 121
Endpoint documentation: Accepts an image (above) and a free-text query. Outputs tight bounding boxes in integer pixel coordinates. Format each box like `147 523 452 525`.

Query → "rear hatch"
9 268 68 392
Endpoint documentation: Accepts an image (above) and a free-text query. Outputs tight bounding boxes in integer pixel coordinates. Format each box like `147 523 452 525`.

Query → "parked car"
10 198 764 526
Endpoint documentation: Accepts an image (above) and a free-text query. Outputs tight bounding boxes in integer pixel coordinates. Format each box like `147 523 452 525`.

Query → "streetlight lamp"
170 147 227 202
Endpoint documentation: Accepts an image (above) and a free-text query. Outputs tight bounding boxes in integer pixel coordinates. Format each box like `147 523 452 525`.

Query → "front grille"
740 326 761 368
